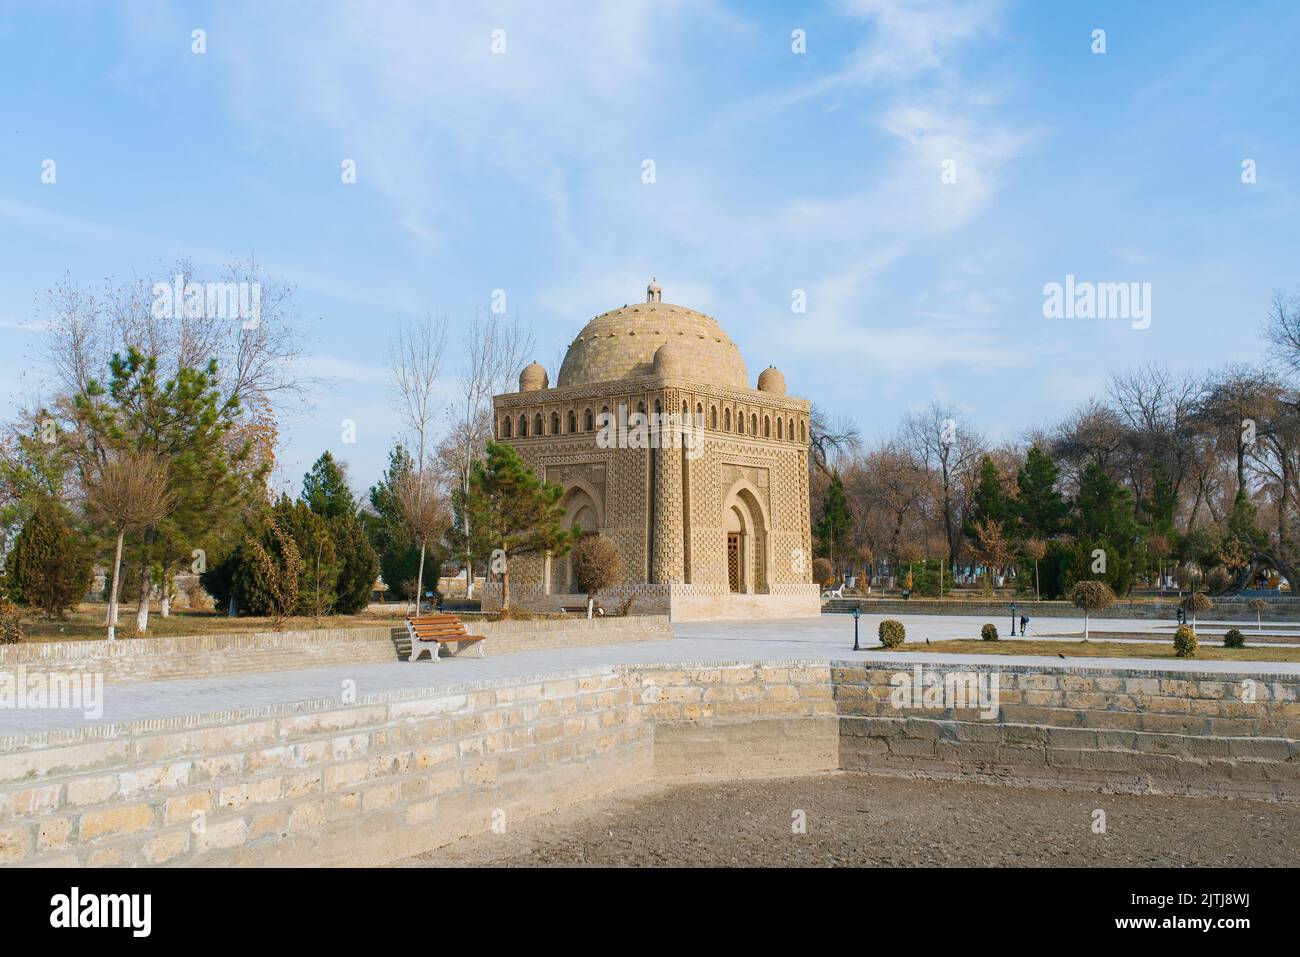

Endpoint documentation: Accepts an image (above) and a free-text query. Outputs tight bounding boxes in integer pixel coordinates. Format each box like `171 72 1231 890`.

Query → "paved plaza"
3 612 1299 738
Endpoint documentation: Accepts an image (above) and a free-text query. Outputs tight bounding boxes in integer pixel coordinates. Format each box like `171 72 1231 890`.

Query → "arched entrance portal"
552 486 600 593
722 485 768 594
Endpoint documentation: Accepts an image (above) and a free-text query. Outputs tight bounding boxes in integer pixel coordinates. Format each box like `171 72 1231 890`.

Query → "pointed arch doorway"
552 486 600 593
722 484 768 594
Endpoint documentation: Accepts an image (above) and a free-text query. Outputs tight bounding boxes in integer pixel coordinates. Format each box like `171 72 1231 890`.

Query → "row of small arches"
499 402 807 443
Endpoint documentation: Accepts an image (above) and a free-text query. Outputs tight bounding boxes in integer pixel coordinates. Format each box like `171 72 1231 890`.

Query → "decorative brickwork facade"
487 282 819 620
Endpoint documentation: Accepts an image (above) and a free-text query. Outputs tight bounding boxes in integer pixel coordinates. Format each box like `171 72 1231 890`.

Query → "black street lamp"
852 605 861 651
1010 601 1017 637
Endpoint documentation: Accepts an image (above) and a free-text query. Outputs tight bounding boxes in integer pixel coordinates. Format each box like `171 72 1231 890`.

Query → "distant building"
487 280 818 620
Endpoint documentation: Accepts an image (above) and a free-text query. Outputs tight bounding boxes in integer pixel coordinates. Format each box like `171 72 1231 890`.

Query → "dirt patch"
399 773 1300 867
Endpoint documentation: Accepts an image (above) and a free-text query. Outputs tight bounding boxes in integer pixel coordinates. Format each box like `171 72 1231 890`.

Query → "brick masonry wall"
0 616 673 685
1 658 1296 866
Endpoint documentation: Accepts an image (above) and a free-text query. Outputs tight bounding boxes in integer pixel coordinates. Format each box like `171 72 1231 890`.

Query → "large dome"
557 285 748 389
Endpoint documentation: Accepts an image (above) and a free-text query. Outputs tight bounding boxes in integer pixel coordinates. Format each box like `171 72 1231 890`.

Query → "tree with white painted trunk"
1068 580 1115 641
570 534 623 619
70 349 265 635
85 451 174 640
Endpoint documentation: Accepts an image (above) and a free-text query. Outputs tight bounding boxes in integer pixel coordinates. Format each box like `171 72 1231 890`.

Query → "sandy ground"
399 773 1300 868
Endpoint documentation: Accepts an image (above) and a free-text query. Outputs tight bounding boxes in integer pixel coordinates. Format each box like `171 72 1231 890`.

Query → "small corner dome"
519 361 548 392
653 342 687 377
757 366 786 394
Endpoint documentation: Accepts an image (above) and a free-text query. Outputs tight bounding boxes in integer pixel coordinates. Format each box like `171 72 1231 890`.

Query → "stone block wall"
834 662 1300 801
0 660 826 867
2 658 1297 867
0 668 653 867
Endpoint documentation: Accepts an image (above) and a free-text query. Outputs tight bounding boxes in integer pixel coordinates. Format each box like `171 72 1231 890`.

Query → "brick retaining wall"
0 658 1296 866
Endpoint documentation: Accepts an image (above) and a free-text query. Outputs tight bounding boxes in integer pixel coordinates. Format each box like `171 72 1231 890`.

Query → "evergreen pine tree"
364 445 423 600
1015 444 1066 539
459 441 574 611
814 473 852 573
301 451 356 519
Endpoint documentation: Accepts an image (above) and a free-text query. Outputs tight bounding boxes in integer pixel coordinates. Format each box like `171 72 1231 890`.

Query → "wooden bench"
560 604 604 617
405 613 487 663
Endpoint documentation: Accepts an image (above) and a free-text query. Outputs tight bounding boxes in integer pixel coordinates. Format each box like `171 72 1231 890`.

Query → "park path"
2 613 1298 737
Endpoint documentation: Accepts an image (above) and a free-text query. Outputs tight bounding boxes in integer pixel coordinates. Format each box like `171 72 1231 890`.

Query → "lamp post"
1010 601 1017 637
852 605 861 651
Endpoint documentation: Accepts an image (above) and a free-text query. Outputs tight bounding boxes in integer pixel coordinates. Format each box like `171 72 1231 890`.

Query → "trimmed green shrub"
1222 628 1245 649
878 619 906 648
981 622 999 641
1173 624 1198 658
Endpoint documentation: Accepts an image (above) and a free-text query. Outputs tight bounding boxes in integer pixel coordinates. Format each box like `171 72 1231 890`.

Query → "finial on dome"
646 276 662 303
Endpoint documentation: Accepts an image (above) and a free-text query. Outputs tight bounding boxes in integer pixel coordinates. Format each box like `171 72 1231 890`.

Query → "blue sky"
2 0 1298 496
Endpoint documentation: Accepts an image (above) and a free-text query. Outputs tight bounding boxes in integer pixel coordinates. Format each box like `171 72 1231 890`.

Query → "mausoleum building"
487 281 818 620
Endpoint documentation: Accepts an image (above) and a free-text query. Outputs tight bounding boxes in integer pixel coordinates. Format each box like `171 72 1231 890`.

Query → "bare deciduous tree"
86 451 175 640
1263 287 1300 375
809 402 861 476
42 257 310 425
570 534 623 618
389 313 449 474
394 469 451 614
902 402 986 566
